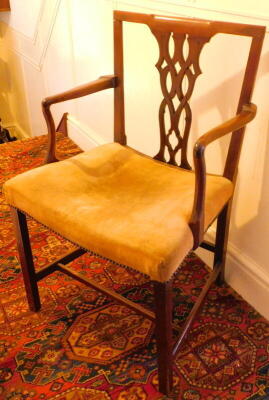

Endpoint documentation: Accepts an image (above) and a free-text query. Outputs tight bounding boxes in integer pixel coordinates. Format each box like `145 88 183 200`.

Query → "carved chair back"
113 11 264 181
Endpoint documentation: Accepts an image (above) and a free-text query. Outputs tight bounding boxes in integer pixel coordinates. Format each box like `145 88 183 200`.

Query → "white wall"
0 0 269 317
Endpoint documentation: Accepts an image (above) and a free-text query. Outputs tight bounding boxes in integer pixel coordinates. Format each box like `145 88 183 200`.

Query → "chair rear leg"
11 207 41 312
154 280 173 396
214 201 232 286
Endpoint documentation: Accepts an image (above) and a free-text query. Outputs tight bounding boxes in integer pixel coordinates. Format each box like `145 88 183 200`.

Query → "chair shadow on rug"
3 11 265 397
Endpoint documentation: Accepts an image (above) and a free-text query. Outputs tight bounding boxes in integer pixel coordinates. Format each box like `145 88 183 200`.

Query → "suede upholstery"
4 143 233 282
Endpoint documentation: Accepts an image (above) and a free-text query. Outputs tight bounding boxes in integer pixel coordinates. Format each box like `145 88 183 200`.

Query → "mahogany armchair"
3 11 265 396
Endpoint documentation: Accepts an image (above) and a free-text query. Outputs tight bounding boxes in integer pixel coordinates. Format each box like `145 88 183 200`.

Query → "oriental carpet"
0 135 268 400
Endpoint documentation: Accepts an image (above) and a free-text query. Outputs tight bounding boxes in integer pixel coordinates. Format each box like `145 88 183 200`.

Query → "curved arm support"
189 103 257 248
42 75 117 164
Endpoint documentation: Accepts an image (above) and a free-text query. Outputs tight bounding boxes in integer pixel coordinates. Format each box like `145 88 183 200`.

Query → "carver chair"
3 11 265 396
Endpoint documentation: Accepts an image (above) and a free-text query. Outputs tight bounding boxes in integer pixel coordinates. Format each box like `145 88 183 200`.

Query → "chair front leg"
11 207 41 312
214 201 232 286
154 280 173 396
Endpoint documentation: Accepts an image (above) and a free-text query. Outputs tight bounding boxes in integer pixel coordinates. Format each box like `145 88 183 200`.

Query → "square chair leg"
154 280 173 395
214 202 232 286
11 207 41 312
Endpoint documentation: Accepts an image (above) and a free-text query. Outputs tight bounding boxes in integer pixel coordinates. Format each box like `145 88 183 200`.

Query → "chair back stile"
114 17 126 145
224 35 265 182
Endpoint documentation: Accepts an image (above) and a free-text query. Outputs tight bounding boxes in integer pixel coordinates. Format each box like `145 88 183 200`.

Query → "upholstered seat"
4 142 233 282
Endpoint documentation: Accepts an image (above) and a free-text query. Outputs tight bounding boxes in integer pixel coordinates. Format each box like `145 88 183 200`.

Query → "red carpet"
0 135 268 400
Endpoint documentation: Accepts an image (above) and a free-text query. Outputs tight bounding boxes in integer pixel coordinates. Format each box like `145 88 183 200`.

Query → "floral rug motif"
0 135 269 400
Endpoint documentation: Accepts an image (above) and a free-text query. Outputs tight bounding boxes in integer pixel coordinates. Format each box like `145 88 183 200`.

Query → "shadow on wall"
230 118 269 267
190 50 269 169
0 56 13 125
0 22 31 138
189 49 269 266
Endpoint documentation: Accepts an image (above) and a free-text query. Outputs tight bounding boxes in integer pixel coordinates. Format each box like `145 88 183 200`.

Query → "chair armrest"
189 103 256 248
42 75 117 163
42 75 117 107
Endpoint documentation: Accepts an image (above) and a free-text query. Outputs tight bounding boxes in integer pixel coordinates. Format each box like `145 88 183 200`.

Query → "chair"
3 11 265 396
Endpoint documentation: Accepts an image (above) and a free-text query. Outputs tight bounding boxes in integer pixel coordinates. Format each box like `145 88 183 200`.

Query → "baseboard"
4 118 105 147
3 123 30 140
198 229 269 320
67 115 107 151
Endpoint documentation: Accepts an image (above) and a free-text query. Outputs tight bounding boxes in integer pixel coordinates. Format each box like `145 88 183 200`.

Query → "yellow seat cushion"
3 143 233 282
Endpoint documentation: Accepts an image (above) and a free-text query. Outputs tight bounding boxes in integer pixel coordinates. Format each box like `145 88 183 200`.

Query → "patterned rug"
0 135 269 400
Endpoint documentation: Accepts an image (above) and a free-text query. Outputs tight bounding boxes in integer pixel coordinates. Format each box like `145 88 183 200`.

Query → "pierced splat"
152 30 211 168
